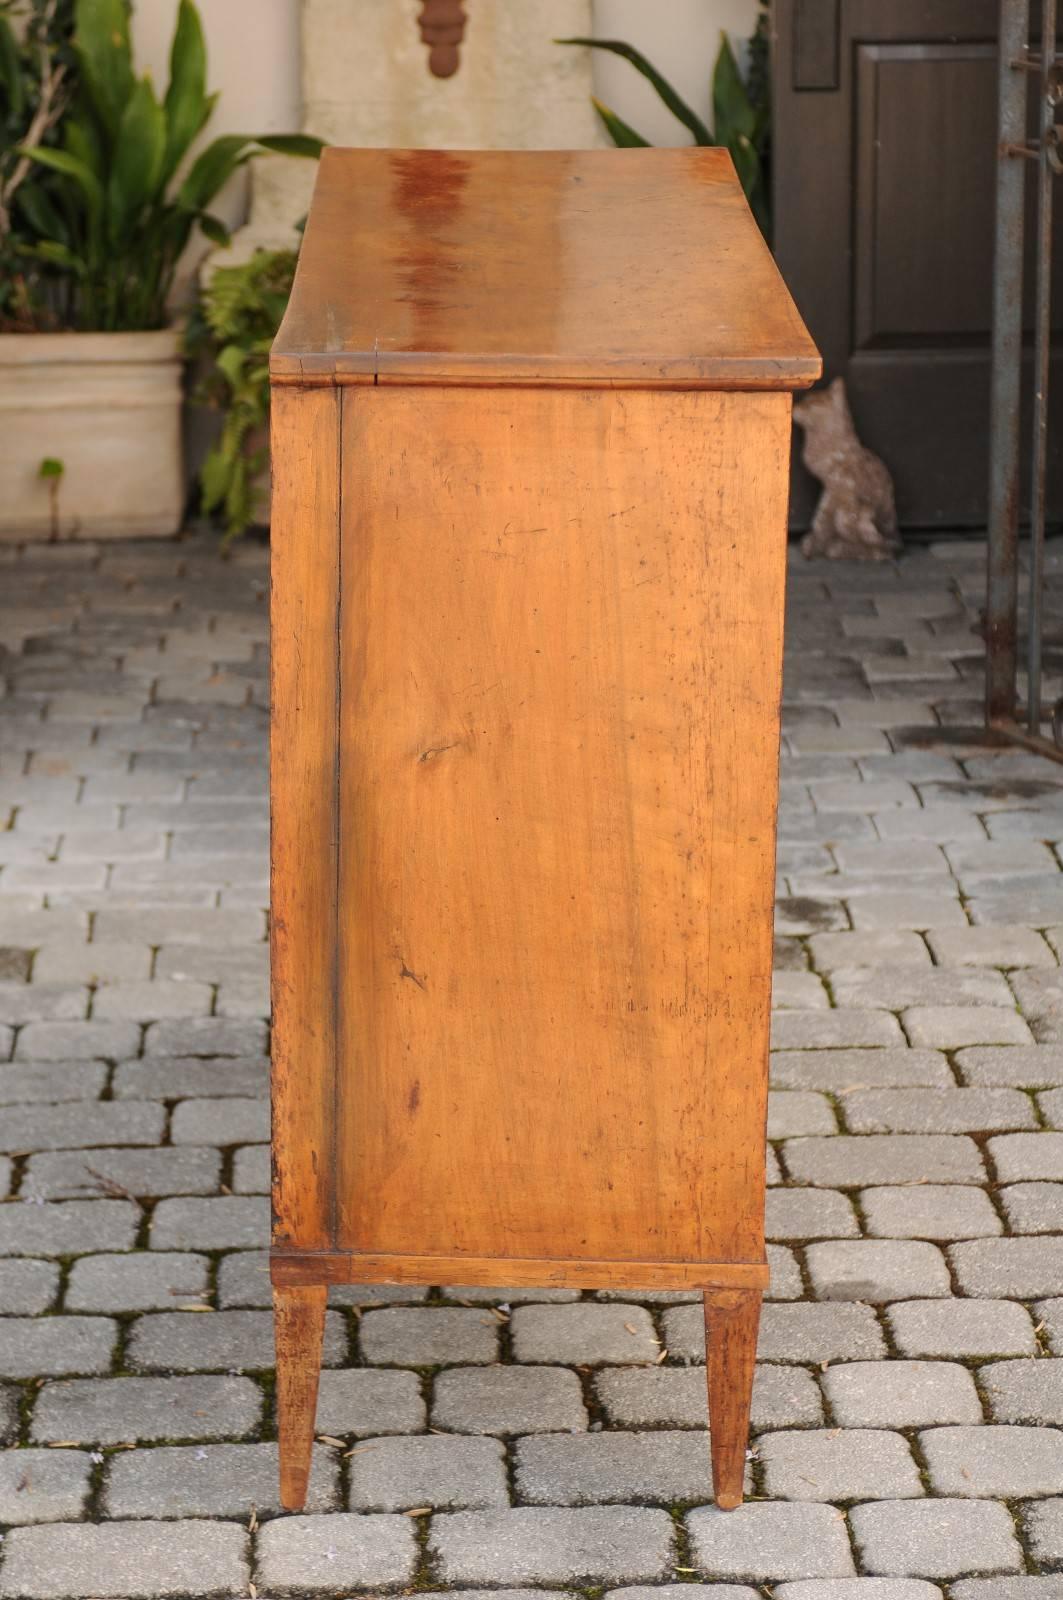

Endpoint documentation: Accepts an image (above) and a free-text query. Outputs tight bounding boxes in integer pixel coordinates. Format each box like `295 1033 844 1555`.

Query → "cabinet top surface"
271 146 820 389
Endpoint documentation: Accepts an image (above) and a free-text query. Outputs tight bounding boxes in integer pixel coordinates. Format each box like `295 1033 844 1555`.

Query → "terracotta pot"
0 326 184 541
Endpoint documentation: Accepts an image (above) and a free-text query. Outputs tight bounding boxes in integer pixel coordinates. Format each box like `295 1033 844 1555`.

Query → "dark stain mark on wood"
419 741 460 763
399 960 428 991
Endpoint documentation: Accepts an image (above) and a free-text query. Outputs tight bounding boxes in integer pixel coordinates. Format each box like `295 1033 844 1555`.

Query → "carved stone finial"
418 0 467 78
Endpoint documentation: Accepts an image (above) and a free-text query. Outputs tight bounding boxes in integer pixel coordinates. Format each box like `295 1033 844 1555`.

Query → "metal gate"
986 0 1063 756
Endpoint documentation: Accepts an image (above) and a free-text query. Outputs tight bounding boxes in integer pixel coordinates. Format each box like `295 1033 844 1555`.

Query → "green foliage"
16 0 322 330
187 245 296 539
557 10 771 237
0 0 78 329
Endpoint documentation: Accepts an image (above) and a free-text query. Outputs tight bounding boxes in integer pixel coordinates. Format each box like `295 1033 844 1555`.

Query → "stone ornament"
794 376 900 561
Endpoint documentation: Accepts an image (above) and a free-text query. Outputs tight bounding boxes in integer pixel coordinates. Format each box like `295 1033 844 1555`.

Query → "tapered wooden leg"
274 1283 327 1511
703 1285 762 1511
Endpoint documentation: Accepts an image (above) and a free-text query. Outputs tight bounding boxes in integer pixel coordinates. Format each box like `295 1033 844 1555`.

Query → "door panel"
775 0 1063 528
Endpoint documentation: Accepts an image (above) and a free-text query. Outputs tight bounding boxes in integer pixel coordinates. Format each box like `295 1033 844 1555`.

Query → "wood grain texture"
274 1283 327 1511
271 147 820 390
704 1286 763 1510
334 385 789 1273
269 385 340 1253
270 1252 771 1291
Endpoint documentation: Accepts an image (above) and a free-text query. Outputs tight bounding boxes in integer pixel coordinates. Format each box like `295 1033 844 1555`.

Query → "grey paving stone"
112 1053 268 1099
928 924 1056 967
66 1252 209 1312
0 1059 107 1103
0 1100 163 1154
903 1008 1033 1048
772 972 832 1010
831 968 1013 1011
783 1136 984 1187
24 1145 220 1201
0 1258 59 1313
841 1088 1035 1134
0 1449 92 1525
1031 1299 1063 1355
15 1020 140 1061
155 944 267 984
0 984 87 1026
822 1361 982 1427
32 941 152 984
809 931 932 971
664 1302 885 1364
920 1424 1063 1496
126 1308 346 1372
1023 1499 1063 1568
93 979 213 1021
0 1316 114 1378
770 1050 952 1092
231 1143 268 1193
260 1511 414 1593
516 1429 716 1506
887 1300 1036 1359
766 1188 861 1240
143 1016 267 1056
0 1518 249 1598
769 1091 838 1137
510 1303 659 1364
349 1433 508 1510
169 1096 268 1145
958 1046 1063 1087
991 1132 1063 1180
971 885 1063 926
429 1506 675 1584
360 1306 499 1366
93 908 265 946
769 1243 805 1300
849 1499 1023 1579
30 1369 259 1446
214 1249 271 1308
949 1237 1063 1297
861 1185 1002 1239
846 891 968 929
771 1012 905 1050
328 1281 430 1305
103 1440 338 1517
982 1358 1063 1423
432 1364 588 1434
686 1502 855 1580
999 1182 1063 1233
805 1240 950 1302
610 1588 757 1600
149 1195 268 1250
315 1367 427 1437
594 1362 823 1431
776 1585 942 1600
758 1428 923 1501
952 1582 1063 1600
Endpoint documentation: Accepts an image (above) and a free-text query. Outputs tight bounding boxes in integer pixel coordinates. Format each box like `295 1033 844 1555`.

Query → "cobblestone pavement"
2 533 1063 1598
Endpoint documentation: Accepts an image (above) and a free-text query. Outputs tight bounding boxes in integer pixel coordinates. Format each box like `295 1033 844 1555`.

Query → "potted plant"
187 244 297 541
0 0 321 540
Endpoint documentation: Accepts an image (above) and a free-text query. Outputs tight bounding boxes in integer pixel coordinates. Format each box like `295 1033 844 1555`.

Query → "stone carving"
794 377 900 561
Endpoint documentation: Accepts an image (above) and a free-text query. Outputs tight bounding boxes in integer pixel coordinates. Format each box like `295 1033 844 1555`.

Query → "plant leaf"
713 31 756 145
253 133 326 159
198 212 230 246
590 96 650 148
178 132 323 214
74 0 134 139
162 0 210 184
107 74 166 243
18 145 103 229
557 36 713 144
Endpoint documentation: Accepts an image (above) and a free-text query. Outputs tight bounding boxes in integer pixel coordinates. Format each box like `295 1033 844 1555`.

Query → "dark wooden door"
774 0 1063 528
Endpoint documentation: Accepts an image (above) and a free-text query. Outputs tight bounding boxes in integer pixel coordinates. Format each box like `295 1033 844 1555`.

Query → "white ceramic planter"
0 327 184 541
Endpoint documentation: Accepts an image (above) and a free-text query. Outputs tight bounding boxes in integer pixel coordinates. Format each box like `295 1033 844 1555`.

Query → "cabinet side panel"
337 386 789 1267
270 385 340 1252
